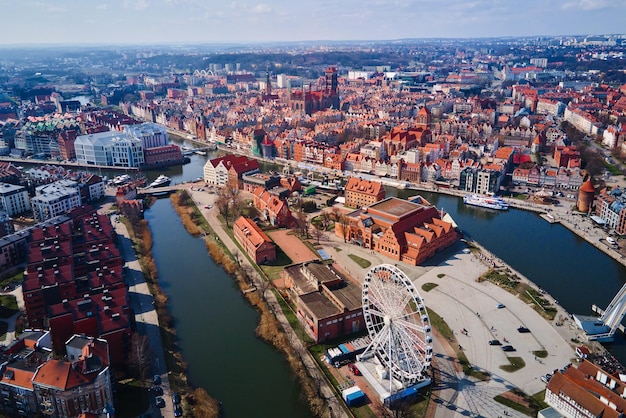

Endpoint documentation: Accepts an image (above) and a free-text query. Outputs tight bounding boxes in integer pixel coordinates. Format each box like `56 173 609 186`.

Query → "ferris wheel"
360 264 433 391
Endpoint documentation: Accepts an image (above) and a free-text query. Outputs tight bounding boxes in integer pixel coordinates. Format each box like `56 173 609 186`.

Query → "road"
110 213 174 418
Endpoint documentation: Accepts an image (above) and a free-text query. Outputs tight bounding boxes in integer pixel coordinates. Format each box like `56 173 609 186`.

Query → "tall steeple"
265 64 271 96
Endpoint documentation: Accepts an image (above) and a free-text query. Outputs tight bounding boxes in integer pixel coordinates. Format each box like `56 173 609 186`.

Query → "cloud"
250 4 272 14
123 0 149 11
96 4 108 11
562 0 609 11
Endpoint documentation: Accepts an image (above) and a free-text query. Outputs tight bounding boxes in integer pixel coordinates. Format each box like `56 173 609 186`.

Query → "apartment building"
0 182 31 216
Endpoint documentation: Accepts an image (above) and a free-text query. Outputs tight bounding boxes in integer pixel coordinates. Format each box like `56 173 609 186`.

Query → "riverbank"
118 207 220 418
168 189 335 417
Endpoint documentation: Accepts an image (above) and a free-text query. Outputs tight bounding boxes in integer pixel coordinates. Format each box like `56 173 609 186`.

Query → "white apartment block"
124 123 169 149
0 183 31 216
75 131 144 168
111 137 144 167
31 180 82 222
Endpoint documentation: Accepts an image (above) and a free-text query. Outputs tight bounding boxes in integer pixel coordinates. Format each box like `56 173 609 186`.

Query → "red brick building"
143 144 183 166
252 186 293 227
32 336 113 417
233 217 276 264
58 130 78 161
282 260 364 343
227 158 260 190
48 287 132 366
336 197 460 266
344 177 386 209
554 145 581 168
22 207 131 365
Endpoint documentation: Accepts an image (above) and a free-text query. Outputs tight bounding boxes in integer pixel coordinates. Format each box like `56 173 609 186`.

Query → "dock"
540 213 559 224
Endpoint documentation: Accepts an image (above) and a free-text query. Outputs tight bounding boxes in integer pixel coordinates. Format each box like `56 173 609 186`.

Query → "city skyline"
1 0 626 46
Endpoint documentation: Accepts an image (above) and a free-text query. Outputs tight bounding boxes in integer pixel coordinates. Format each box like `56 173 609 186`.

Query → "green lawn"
348 254 371 268
500 356 526 372
0 271 23 288
260 247 293 281
421 283 439 292
0 295 18 319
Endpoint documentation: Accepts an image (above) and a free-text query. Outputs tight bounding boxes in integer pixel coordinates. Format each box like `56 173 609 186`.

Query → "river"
145 199 313 418
131 136 626 412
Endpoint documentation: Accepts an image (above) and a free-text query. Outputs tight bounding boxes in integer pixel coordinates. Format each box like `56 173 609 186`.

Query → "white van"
607 237 616 245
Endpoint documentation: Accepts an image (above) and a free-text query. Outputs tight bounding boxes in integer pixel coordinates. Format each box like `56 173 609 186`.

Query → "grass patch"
604 161 623 176
422 283 439 292
0 321 8 341
519 284 558 320
274 289 315 345
348 254 372 268
436 273 445 278
480 269 520 290
0 294 18 318
494 389 548 417
115 380 150 418
0 295 18 311
335 248 342 252
260 247 293 281
533 350 548 358
500 356 526 373
0 271 23 288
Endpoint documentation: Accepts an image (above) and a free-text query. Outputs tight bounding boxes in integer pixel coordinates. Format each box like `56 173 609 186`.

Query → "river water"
145 199 313 418
142 139 626 414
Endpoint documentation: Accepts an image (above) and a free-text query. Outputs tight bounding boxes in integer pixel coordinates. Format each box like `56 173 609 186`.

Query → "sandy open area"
267 229 319 264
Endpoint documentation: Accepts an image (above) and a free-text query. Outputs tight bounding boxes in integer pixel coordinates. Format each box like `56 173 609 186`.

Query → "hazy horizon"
2 0 625 46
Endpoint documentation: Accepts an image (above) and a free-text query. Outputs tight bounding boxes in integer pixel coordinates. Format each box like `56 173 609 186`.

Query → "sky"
1 0 626 46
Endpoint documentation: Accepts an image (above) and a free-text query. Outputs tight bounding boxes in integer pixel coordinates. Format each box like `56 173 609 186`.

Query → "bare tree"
215 186 244 227
338 215 350 243
313 222 324 244
321 211 331 230
128 333 153 380
329 207 343 222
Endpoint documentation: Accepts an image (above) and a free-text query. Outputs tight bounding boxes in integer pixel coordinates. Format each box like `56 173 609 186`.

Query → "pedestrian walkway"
109 212 174 418
187 187 346 418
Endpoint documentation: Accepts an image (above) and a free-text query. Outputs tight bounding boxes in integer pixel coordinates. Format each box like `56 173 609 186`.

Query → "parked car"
153 374 162 385
151 386 163 396
502 345 516 352
174 405 183 417
541 373 553 383
155 396 165 408
172 392 181 404
517 326 531 333
348 363 361 376
496 303 505 309
488 339 501 346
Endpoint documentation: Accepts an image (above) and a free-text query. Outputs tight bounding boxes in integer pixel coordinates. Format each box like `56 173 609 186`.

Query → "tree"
338 215 350 243
329 207 343 222
215 185 244 227
313 222 324 244
128 334 153 380
294 202 309 238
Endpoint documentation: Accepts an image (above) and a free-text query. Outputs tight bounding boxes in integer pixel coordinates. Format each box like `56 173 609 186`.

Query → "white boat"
148 174 171 188
195 150 207 156
111 174 131 186
463 194 509 211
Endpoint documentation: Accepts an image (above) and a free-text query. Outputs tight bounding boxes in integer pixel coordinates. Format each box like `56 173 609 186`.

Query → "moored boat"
463 194 509 210
148 174 172 188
